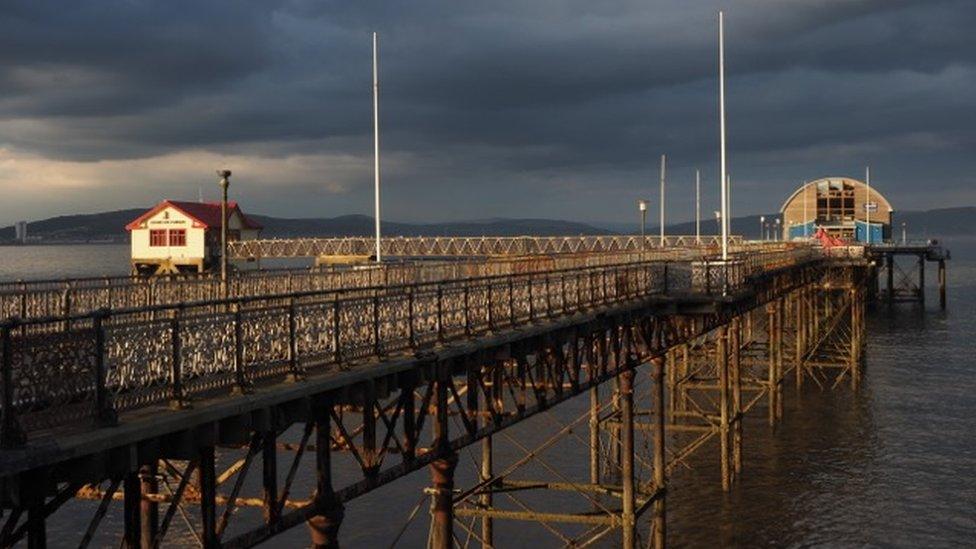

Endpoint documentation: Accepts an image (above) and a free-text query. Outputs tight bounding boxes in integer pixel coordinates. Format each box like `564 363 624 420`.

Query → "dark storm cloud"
0 0 974 224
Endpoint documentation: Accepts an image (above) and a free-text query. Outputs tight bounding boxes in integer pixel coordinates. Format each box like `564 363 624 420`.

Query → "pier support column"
766 304 777 428
917 254 925 303
139 462 159 549
717 325 731 492
795 291 804 391
199 447 218 549
619 367 636 549
776 299 784 421
651 356 666 549
429 455 458 549
123 471 141 549
938 259 947 310
589 384 601 485
886 253 894 303
429 368 457 549
308 401 344 549
730 319 742 478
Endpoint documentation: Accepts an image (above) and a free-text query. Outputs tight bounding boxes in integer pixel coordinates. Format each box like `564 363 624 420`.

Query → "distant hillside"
0 209 610 243
2 206 971 244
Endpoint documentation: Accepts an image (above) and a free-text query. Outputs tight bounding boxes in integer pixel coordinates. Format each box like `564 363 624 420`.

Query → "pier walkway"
0 239 945 548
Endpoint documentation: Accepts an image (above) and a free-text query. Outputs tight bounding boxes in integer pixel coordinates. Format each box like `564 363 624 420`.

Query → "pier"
0 238 948 548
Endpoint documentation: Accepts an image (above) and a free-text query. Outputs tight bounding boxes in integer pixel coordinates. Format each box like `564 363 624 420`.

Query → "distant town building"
780 177 892 243
14 221 27 243
125 200 263 275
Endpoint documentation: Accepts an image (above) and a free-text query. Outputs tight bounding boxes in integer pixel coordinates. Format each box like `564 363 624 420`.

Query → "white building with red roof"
125 200 263 275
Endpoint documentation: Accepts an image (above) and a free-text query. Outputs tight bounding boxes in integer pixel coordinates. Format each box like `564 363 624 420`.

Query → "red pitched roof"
125 200 263 231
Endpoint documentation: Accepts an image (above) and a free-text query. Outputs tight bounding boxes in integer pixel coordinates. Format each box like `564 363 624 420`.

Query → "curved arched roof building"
780 177 893 242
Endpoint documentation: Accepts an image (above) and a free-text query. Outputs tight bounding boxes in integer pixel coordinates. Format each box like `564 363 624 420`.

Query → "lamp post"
714 211 721 235
659 154 666 247
774 218 781 241
695 169 701 245
902 222 907 244
217 169 231 294
759 215 765 241
638 199 648 247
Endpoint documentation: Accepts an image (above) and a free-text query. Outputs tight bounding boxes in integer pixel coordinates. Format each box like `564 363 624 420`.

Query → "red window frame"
168 229 186 247
149 229 167 247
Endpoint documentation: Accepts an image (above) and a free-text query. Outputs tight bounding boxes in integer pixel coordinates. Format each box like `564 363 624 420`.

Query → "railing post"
545 274 552 317
93 308 117 426
232 303 249 394
463 283 471 336
169 307 189 409
408 287 416 347
663 261 670 294
705 262 712 295
528 275 534 322
487 282 494 332
287 297 302 382
373 292 382 356
333 293 342 365
436 284 444 342
508 275 515 325
1 319 25 447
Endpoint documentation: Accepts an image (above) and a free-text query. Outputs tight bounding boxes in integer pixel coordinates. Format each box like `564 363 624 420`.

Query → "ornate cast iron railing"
0 249 711 322
0 246 818 445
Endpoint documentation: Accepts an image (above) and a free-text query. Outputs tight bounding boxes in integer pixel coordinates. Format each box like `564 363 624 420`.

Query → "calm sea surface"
1 241 974 547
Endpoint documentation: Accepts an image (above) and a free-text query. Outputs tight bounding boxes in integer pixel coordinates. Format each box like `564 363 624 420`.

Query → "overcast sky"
1 0 973 227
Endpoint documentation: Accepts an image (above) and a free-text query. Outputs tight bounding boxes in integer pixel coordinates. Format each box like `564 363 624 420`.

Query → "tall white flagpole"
865 166 871 244
660 154 666 246
719 11 728 261
695 169 701 244
373 31 382 263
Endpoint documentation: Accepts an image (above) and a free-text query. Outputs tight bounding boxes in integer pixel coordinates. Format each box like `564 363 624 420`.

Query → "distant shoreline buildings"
14 221 27 243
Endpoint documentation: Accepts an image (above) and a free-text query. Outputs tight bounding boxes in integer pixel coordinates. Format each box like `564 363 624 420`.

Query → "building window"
169 229 186 247
150 229 167 247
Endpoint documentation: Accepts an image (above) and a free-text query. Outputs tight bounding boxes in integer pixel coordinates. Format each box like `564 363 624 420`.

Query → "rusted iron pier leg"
731 319 742 479
917 254 926 304
619 367 636 549
140 462 159 549
589 384 601 485
651 356 666 549
886 253 894 303
27 501 45 549
938 259 947 310
766 304 777 428
308 401 344 549
123 471 142 548
611 377 622 476
776 299 784 421
199 447 218 549
717 325 731 492
851 288 862 390
430 369 458 549
795 291 804 391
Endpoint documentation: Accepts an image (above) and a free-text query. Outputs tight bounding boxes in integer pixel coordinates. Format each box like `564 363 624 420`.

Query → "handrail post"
487 282 494 332
169 306 190 409
373 292 382 356
287 297 303 382
93 308 117 426
706 262 712 295
436 284 444 343
463 283 471 336
1 319 25 447
408 287 416 348
663 261 670 294
231 303 250 394
508 276 515 325
333 293 342 365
